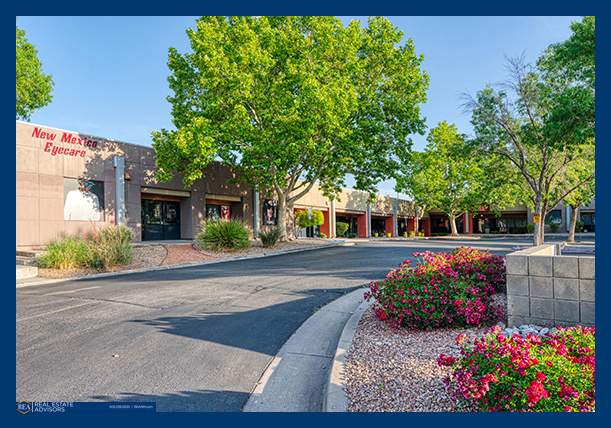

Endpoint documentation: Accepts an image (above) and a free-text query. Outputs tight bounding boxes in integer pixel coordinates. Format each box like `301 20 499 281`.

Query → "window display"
263 199 277 226
63 177 105 221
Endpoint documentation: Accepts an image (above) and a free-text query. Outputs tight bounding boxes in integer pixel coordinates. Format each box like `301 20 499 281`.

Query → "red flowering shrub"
364 247 505 329
441 325 595 412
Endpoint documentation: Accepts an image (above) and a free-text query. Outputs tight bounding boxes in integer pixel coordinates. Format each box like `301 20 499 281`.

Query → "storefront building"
16 120 594 250
16 121 254 249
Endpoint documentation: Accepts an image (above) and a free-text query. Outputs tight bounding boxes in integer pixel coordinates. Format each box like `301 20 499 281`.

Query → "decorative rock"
476 323 582 342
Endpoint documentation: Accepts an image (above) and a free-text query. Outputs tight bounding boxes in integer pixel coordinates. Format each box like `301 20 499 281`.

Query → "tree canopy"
152 16 429 235
16 21 54 121
462 17 594 246
395 121 495 236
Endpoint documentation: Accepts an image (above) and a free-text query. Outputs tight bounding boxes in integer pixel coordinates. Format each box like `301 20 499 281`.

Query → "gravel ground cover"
345 293 508 412
36 239 332 279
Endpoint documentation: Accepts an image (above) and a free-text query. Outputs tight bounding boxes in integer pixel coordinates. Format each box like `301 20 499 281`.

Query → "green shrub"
439 232 448 236
198 217 251 251
258 226 283 247
349 232 358 239
575 220 584 233
36 235 90 269
85 224 135 268
408 231 416 238
295 209 324 229
336 221 349 237
526 224 535 233
320 233 327 239
365 247 506 330
490 230 499 235
548 223 560 233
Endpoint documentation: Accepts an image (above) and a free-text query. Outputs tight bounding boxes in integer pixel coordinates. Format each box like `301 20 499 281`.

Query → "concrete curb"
243 287 369 412
16 243 341 288
323 291 372 412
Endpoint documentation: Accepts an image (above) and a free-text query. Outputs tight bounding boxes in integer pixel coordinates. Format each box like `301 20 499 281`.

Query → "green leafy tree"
562 149 595 242
394 150 429 234
16 21 54 120
462 49 594 246
294 208 324 237
396 122 493 236
152 16 428 237
538 16 594 91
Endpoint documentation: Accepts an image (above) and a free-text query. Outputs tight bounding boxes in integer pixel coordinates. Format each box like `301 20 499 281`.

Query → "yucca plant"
258 226 283 247
198 217 251 251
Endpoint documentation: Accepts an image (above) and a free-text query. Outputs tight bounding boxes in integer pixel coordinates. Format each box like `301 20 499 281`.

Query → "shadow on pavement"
128 286 358 356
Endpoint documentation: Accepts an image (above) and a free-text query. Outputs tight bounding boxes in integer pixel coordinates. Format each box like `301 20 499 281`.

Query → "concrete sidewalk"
243 287 371 412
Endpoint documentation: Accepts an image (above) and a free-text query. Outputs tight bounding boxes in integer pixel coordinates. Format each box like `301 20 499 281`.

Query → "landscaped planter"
505 244 594 327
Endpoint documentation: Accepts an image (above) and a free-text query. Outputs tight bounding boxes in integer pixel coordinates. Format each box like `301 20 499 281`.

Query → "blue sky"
17 15 581 197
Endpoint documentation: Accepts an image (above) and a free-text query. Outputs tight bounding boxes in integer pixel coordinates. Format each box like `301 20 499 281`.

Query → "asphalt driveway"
15 237 572 411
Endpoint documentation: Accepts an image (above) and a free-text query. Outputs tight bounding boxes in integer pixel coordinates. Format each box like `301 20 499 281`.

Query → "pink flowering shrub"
441 325 595 412
364 247 506 329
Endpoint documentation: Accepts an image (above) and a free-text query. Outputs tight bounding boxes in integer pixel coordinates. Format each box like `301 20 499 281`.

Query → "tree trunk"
414 206 419 233
276 194 287 241
567 203 579 243
533 197 548 246
449 214 459 236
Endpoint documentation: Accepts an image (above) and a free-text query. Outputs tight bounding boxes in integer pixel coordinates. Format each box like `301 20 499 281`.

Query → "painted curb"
323 289 373 412
16 243 340 288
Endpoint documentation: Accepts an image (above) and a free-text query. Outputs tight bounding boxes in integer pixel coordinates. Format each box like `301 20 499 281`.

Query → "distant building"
16 120 594 249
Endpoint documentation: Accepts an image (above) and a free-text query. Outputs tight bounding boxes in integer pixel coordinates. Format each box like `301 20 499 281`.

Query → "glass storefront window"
581 213 595 232
545 210 562 224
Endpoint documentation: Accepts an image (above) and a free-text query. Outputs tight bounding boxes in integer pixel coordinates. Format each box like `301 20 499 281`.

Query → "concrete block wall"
506 245 595 327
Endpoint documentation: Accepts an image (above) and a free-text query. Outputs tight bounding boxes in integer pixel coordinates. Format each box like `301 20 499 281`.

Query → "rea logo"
17 401 32 414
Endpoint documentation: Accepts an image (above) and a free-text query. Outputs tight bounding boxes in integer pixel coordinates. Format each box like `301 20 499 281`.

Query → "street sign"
308 207 312 219
533 214 540 223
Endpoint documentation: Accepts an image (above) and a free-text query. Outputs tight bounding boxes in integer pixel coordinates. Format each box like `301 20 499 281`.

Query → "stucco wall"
16 121 253 248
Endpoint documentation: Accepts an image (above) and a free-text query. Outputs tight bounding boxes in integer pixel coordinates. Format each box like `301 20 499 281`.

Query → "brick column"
357 213 368 237
385 216 395 237
421 219 431 236
320 210 331 238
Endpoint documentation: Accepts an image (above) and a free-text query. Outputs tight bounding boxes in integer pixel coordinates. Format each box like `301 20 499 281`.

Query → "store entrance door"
141 199 181 241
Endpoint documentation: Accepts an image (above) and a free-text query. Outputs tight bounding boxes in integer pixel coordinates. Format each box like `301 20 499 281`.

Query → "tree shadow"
128 286 357 356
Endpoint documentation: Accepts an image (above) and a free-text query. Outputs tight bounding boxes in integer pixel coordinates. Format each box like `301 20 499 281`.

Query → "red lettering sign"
61 132 72 143
42 142 88 158
32 127 56 140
